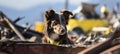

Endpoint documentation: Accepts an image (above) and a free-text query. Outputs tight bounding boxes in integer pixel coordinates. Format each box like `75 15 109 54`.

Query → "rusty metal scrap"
100 45 120 54
0 11 44 42
78 27 120 54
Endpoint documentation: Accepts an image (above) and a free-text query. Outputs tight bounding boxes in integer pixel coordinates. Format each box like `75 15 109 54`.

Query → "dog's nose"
61 29 65 32
59 29 66 35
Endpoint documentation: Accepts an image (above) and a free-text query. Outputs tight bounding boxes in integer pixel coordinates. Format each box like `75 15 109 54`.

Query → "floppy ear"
60 10 73 24
45 9 55 21
60 10 73 18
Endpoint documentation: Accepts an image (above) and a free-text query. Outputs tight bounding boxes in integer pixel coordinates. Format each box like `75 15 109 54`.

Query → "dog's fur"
42 9 73 45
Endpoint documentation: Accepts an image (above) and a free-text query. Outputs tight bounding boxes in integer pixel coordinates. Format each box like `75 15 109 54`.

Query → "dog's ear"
60 10 73 24
45 9 55 21
60 10 73 18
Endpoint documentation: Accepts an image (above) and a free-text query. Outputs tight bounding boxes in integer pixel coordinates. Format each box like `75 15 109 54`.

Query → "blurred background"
0 1 120 52
0 0 120 25
0 0 120 34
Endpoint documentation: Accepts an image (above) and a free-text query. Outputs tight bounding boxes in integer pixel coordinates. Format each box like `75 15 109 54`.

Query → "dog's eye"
51 21 57 28
53 21 58 25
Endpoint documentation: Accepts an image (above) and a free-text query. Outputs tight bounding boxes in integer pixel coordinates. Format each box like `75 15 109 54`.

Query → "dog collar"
46 36 59 45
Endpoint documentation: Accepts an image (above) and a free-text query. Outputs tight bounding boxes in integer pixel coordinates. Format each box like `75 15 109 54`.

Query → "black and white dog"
42 9 73 45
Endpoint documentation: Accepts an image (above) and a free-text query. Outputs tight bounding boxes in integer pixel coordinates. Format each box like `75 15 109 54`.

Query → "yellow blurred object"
35 22 45 32
104 25 112 34
46 36 59 45
67 19 108 32
34 19 108 33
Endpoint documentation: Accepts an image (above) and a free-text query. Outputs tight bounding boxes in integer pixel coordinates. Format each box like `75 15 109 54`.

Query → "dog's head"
45 9 73 35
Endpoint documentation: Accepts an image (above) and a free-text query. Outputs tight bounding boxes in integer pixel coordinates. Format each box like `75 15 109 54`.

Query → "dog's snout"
60 25 66 31
61 29 65 33
53 24 66 35
59 25 66 35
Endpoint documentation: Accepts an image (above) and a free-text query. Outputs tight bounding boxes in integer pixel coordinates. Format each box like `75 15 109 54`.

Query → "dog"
42 9 73 45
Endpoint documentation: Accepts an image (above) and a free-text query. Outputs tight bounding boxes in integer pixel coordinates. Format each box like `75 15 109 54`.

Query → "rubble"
0 11 44 43
0 11 119 54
